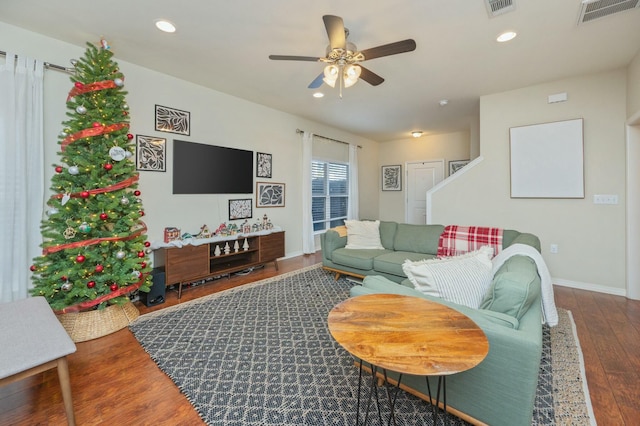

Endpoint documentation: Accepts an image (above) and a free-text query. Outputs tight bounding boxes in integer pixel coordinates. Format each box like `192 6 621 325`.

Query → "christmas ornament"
76 254 86 263
145 248 152 254
80 191 90 199
78 221 91 233
114 78 124 87
76 105 87 114
139 210 145 216
134 190 141 196
63 226 77 239
125 150 132 158
61 193 71 205
92 122 102 128
59 131 67 137
144 241 151 247
131 270 141 278
68 165 79 175
61 281 73 291
46 208 59 216
100 212 108 220
30 264 37 272
104 163 113 171
61 276 68 281
120 196 129 205
55 166 63 173
110 283 118 291
116 250 126 259
123 103 129 110
74 81 84 89
87 281 96 288
137 251 145 258
100 38 110 50
140 262 147 268
95 264 104 273
109 146 126 161
126 133 134 140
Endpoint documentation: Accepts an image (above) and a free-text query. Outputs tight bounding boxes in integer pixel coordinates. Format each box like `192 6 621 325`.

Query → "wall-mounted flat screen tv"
173 140 253 194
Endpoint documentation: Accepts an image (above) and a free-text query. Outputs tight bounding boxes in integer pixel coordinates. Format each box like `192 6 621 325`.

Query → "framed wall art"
256 182 285 207
136 135 166 172
449 159 469 175
381 165 402 191
229 199 253 220
155 104 190 135
510 118 584 198
256 152 272 178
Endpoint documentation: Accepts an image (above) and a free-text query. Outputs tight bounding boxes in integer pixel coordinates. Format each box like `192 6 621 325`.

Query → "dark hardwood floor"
1 253 638 425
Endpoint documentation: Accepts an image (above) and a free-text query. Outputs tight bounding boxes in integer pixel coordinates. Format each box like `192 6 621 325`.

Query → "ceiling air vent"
485 0 516 17
578 0 640 24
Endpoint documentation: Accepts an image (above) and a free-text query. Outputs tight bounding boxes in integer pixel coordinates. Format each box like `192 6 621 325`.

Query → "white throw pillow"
344 220 384 250
402 246 494 308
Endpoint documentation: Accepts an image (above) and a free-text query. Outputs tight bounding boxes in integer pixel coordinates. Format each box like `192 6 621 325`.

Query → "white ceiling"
1 0 640 142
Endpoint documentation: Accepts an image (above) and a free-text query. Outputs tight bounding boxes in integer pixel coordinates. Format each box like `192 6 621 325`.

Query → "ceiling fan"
269 15 416 97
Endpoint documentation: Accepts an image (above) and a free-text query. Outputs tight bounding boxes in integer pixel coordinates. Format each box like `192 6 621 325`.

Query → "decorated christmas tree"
30 40 152 313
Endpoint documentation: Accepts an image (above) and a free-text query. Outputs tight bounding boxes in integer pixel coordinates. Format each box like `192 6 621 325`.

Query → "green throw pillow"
480 270 540 320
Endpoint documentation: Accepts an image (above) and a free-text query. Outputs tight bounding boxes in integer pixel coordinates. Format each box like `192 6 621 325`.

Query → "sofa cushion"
402 246 494 308
373 251 437 277
332 248 389 271
379 221 398 250
480 256 541 320
344 220 384 250
393 224 444 254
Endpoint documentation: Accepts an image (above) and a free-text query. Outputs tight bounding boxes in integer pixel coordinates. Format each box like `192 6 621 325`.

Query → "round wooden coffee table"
328 293 489 424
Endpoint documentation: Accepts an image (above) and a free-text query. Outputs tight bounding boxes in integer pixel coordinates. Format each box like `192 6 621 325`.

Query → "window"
312 160 349 232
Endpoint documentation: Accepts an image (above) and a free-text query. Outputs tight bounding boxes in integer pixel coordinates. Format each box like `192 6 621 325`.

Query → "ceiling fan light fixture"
412 131 423 138
313 92 324 98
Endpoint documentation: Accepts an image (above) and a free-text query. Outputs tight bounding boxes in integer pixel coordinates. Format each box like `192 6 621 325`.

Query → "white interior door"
405 160 444 224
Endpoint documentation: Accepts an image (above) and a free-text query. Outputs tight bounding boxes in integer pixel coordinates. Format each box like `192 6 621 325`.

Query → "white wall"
0 22 380 260
378 131 471 222
628 48 640 117
431 69 628 295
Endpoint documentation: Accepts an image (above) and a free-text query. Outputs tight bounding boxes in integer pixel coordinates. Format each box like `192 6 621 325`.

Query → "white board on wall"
510 118 584 198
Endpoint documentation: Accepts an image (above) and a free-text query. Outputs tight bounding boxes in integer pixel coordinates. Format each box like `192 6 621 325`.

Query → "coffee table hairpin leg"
426 376 449 425
356 359 407 426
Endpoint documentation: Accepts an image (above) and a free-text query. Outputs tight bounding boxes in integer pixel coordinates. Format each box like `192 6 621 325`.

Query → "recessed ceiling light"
439 99 449 106
496 31 517 43
313 92 324 98
155 20 176 33
411 131 423 138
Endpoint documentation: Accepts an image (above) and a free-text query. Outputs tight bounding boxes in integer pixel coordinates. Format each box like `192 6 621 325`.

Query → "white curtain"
0 54 44 302
347 144 359 220
301 131 316 254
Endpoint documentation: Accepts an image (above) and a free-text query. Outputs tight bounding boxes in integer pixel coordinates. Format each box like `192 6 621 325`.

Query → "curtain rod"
0 50 75 74
296 128 362 148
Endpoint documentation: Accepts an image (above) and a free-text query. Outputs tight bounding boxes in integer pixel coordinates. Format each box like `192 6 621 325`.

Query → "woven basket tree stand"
57 301 140 343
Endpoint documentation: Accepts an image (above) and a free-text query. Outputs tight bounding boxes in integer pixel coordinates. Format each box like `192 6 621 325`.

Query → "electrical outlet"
550 244 558 254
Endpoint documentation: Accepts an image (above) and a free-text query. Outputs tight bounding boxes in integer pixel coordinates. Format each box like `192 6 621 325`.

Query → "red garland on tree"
30 40 152 313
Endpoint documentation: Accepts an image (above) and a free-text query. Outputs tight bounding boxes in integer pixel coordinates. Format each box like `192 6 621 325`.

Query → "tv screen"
173 140 253 194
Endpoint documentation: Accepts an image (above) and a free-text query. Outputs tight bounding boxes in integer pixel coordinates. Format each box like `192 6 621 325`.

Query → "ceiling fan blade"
358 66 385 86
359 39 417 61
308 73 324 89
269 55 321 62
323 15 346 50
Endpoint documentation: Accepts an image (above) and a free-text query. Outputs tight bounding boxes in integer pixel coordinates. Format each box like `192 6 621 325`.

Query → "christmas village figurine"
214 222 228 236
164 227 181 243
241 219 251 234
196 224 211 239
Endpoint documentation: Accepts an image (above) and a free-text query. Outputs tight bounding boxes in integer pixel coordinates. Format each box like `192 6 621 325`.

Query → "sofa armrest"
320 228 347 262
507 232 541 252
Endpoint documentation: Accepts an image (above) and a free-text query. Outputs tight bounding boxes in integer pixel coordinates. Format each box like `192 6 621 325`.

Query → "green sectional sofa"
321 221 545 426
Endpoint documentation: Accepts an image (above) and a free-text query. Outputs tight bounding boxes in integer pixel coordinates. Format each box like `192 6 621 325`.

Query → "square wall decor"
256 182 285 207
155 105 190 135
136 135 166 171
229 199 253 220
256 152 272 178
381 165 402 191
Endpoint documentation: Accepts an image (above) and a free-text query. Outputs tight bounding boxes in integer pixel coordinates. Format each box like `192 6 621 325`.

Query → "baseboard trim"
553 277 626 297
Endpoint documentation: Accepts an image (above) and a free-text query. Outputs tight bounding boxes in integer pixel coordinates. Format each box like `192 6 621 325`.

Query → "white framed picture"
256 182 285 207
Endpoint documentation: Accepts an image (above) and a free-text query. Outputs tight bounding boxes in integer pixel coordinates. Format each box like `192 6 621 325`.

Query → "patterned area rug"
130 264 595 425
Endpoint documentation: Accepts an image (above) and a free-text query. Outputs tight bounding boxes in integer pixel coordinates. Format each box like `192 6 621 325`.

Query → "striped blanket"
437 225 503 257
